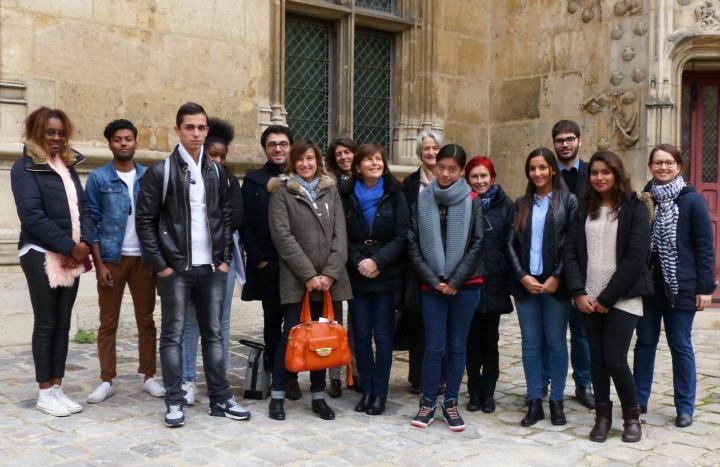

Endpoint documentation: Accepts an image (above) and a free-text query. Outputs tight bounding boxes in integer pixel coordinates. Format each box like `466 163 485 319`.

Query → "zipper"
182 164 191 271
204 164 215 271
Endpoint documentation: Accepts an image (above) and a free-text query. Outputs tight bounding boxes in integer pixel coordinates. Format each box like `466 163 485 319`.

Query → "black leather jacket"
408 194 485 290
506 190 578 299
136 147 232 273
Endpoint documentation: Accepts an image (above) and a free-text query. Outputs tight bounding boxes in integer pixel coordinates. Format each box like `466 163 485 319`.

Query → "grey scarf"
417 179 472 278
293 173 320 202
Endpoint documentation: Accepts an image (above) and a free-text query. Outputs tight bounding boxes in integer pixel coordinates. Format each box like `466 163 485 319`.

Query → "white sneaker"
36 388 70 417
143 378 166 398
52 385 83 413
87 381 115 404
182 381 196 406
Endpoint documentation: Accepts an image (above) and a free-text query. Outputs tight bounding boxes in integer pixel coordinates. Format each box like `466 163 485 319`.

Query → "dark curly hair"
584 151 631 220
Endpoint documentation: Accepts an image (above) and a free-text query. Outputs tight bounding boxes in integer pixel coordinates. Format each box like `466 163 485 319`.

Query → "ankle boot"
589 401 613 442
355 394 372 412
269 398 285 420
521 399 544 427
549 400 567 426
621 405 642 442
312 399 336 420
366 396 386 415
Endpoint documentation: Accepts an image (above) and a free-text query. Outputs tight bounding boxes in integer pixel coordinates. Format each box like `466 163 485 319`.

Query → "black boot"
479 396 496 414
575 386 595 410
366 396 386 416
269 398 285 421
355 394 372 412
549 400 567 425
312 399 336 420
466 395 482 412
327 379 342 398
521 399 544 427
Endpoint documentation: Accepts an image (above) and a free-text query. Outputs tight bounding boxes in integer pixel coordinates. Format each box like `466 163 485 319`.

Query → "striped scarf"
417 179 472 279
650 176 684 296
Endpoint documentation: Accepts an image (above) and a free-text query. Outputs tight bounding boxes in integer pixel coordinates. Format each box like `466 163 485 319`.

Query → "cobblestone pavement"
1 299 719 466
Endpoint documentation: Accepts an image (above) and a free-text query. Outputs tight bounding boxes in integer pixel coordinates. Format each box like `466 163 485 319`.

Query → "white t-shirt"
116 168 142 257
177 144 212 266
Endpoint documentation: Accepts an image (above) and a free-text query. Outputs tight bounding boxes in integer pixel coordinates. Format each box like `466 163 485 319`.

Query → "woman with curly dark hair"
11 107 92 417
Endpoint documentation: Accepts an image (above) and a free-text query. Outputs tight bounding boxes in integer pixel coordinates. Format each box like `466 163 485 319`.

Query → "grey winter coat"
268 174 352 305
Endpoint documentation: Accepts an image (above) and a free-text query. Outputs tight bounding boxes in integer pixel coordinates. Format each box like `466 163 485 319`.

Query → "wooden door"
682 73 720 302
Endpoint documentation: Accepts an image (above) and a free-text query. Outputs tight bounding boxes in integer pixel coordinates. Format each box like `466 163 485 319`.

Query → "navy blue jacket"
11 146 93 255
241 161 283 301
644 182 716 310
340 173 409 293
85 161 147 263
478 186 514 314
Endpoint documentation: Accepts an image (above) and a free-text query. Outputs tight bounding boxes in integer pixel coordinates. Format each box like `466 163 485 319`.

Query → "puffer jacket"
507 190 578 299
407 187 485 291
135 147 231 273
564 192 654 308
477 186 514 314
340 173 409 293
268 174 352 304
11 143 93 254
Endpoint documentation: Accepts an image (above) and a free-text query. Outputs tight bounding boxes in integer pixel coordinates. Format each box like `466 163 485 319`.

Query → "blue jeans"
157 266 231 405
516 293 570 401
634 293 697 415
420 287 480 404
182 259 235 382
349 291 395 398
541 305 591 389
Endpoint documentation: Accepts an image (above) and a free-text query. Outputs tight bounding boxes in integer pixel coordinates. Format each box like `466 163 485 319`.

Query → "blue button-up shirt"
529 192 552 275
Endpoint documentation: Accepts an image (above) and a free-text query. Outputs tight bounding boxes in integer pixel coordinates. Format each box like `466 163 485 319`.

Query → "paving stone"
527 431 575 445
129 440 181 458
601 446 651 463
652 442 708 462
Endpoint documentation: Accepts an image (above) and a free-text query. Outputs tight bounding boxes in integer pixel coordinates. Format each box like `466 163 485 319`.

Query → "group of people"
11 104 715 443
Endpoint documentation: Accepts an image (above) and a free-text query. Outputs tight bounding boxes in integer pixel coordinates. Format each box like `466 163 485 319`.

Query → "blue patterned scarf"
293 173 320 202
650 176 684 296
479 184 499 207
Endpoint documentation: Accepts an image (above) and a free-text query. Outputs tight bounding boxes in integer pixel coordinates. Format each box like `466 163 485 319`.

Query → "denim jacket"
85 161 147 263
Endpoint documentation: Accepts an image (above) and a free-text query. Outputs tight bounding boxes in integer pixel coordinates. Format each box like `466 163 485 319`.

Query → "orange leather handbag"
285 290 353 375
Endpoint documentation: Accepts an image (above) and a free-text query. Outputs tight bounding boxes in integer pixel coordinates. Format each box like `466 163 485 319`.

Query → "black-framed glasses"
554 136 578 146
266 141 290 149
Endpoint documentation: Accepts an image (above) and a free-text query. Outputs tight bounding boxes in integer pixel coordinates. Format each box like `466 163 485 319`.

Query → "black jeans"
20 250 79 383
157 265 231 405
258 263 294 378
406 309 425 388
581 308 639 408
466 312 501 399
271 300 341 396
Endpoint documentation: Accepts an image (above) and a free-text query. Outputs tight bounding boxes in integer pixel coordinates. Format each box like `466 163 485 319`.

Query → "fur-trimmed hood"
24 140 82 167
267 173 336 195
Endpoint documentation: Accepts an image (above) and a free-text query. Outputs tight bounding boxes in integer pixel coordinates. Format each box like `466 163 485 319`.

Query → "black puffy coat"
564 193 654 309
477 186 514 314
507 190 578 299
11 145 93 254
340 174 409 293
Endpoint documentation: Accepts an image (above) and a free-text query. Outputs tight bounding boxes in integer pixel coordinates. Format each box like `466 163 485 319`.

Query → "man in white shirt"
136 103 250 427
85 119 165 404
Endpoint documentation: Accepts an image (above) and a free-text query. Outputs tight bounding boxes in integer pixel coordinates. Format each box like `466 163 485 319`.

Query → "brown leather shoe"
621 405 642 442
590 401 613 442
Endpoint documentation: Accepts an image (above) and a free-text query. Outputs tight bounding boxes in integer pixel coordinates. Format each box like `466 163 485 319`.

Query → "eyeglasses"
266 141 290 149
45 129 67 138
651 160 677 168
553 136 578 146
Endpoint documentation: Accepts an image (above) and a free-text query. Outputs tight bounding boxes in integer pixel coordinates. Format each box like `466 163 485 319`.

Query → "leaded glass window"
285 16 331 150
702 85 718 183
353 29 392 150
356 0 394 13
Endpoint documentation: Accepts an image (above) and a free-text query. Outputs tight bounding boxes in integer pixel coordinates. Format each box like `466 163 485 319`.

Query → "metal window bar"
285 15 332 151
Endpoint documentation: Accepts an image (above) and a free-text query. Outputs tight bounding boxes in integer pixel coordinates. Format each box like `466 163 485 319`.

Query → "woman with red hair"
463 156 515 413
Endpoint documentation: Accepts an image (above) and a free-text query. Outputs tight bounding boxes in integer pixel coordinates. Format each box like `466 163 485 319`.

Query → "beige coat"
268 174 352 304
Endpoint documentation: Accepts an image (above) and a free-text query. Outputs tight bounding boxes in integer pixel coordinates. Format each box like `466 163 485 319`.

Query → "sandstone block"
490 77 541 123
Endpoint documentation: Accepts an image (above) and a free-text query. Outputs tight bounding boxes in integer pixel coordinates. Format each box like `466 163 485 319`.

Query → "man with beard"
547 119 594 410
86 119 165 403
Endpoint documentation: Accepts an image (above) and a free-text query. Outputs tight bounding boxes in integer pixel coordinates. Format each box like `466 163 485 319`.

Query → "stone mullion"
336 12 355 139
269 0 288 125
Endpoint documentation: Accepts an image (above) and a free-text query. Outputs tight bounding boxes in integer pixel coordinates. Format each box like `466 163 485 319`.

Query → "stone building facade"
0 0 718 275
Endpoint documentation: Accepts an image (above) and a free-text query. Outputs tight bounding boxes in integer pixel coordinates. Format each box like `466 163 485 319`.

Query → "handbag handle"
299 290 336 323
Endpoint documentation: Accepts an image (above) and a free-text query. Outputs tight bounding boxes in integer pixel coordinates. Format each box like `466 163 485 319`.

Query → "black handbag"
240 339 270 399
